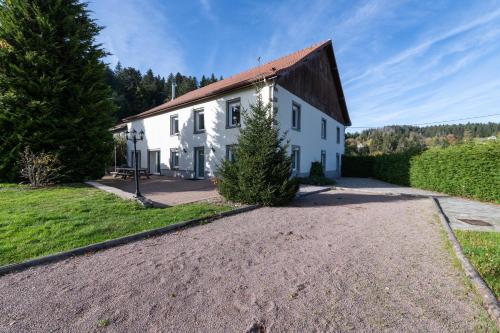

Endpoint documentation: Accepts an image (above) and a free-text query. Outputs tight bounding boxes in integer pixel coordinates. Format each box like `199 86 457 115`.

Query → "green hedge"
342 155 374 177
373 152 416 186
342 141 500 202
410 142 500 202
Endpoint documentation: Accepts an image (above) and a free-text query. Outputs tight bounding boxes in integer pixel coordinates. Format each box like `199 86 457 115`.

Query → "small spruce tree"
217 86 298 205
0 0 115 182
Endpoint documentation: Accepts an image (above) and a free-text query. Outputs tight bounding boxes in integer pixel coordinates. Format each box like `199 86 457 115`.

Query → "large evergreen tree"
0 0 115 181
217 86 298 206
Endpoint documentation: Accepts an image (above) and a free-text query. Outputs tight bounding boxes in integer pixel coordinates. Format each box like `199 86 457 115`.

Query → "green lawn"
455 230 500 300
0 184 231 266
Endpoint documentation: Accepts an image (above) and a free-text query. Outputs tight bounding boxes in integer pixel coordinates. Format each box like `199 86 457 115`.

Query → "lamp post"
125 128 144 198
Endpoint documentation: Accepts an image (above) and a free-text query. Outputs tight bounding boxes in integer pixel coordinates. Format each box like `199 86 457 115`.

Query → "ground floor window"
130 150 141 168
226 145 236 163
321 150 326 171
336 153 340 171
291 146 300 173
170 149 179 169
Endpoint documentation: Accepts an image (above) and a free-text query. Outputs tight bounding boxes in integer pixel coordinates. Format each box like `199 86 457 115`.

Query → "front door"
194 147 205 179
148 150 160 174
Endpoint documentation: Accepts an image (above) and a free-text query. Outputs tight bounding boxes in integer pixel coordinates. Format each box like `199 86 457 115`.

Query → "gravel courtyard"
0 190 490 332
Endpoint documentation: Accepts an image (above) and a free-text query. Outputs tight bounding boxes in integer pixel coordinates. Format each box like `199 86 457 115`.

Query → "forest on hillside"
346 123 500 156
106 63 222 121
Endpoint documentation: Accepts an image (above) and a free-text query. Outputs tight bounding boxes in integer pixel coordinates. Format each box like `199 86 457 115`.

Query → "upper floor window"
194 109 205 133
336 126 341 144
170 115 179 135
227 98 241 128
292 102 301 130
321 118 327 139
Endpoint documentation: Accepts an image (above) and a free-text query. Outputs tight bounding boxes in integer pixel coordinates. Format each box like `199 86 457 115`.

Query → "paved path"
0 190 490 332
97 175 220 206
336 177 500 232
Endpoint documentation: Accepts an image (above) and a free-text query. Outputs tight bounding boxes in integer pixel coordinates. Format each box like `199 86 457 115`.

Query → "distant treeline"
106 63 223 121
346 122 499 156
348 123 500 139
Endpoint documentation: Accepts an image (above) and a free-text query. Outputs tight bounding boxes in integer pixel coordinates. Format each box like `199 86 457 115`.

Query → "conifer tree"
0 0 115 181
217 86 298 206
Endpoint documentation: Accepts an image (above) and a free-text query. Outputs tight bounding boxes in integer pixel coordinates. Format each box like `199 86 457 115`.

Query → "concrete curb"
296 187 332 198
333 185 434 198
0 204 259 277
431 196 500 329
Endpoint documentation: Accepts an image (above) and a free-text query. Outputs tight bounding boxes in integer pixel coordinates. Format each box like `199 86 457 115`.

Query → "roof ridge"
123 40 331 122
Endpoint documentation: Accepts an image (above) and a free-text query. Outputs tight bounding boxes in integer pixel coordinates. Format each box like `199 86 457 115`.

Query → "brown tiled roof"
123 40 331 122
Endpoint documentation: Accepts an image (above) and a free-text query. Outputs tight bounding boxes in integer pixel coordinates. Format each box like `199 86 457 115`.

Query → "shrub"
372 152 417 186
341 155 374 177
217 87 298 206
309 161 325 177
19 147 63 187
410 142 500 202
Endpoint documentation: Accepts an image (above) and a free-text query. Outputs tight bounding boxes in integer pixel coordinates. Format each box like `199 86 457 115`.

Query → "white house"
122 40 351 179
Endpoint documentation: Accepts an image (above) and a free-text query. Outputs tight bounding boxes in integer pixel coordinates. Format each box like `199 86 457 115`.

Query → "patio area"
97 175 220 206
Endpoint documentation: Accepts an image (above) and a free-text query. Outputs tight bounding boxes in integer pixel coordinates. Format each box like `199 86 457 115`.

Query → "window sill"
226 125 241 129
291 127 301 132
194 130 206 134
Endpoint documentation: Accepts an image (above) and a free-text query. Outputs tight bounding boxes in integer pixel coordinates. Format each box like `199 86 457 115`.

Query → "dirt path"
0 190 490 332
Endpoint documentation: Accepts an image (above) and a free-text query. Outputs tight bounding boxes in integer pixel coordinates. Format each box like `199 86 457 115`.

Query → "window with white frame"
170 115 179 135
321 118 327 139
170 149 179 169
227 98 241 127
321 150 326 171
336 126 340 144
194 109 205 133
291 146 300 173
226 145 236 163
292 102 301 130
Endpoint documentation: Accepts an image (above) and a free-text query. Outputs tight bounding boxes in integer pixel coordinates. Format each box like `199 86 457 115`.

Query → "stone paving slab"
336 177 500 232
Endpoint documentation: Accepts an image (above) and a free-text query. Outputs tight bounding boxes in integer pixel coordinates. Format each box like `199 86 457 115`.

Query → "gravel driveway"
0 190 489 332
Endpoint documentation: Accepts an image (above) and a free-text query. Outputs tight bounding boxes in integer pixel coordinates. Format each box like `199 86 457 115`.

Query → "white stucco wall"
275 84 345 177
126 85 271 178
126 82 345 179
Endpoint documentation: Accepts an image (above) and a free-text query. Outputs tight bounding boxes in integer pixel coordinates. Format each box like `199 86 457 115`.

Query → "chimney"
171 80 176 100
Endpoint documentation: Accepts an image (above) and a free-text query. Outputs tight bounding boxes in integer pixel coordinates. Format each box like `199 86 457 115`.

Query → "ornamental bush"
216 88 298 206
309 161 325 177
410 141 500 202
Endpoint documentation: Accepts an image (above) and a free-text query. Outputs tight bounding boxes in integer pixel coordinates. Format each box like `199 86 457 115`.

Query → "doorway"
194 147 205 179
148 150 161 174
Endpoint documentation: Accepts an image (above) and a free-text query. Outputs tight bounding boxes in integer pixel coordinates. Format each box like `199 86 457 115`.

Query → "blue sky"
88 0 500 129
